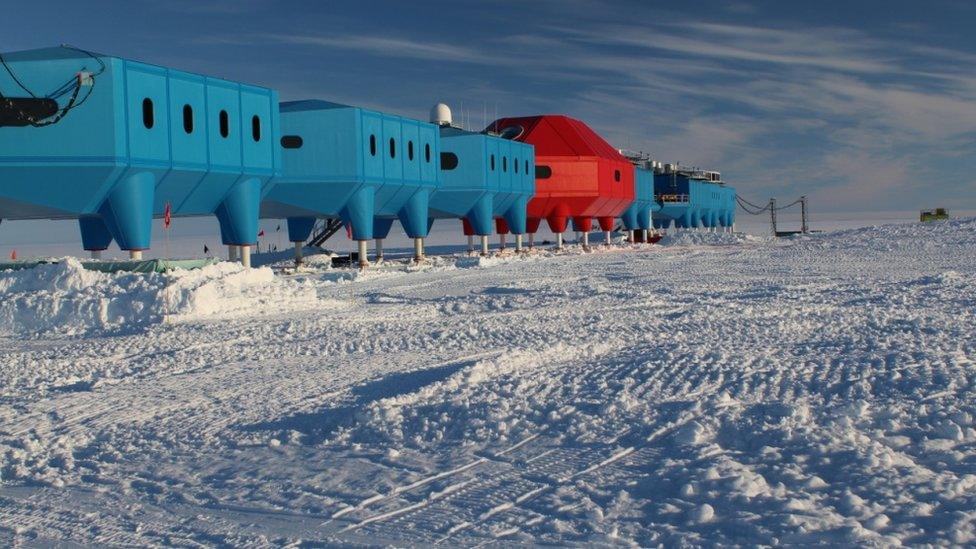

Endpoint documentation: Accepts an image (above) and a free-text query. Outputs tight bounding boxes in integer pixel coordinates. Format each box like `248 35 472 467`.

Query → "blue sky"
3 0 975 213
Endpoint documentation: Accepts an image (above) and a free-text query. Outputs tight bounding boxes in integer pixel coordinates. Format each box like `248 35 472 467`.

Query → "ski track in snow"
1 219 976 546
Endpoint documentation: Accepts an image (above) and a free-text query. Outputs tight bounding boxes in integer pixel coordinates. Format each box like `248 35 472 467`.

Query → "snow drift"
0 258 337 337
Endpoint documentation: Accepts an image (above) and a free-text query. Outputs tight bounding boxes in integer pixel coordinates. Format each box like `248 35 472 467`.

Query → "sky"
2 0 975 216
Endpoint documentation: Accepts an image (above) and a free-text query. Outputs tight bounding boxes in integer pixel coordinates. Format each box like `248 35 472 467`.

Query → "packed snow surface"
1 219 975 546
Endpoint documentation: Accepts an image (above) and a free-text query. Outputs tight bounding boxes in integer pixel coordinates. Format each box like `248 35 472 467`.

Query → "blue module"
652 167 734 230
620 167 654 232
0 46 279 254
429 126 535 237
263 101 439 247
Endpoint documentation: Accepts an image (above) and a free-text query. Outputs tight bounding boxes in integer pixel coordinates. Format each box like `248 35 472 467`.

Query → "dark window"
525 160 529 174
369 135 376 156
440 152 459 170
251 115 261 142
408 140 414 161
219 110 229 138
536 165 553 179
515 159 519 173
182 104 193 134
425 143 431 163
503 157 508 172
490 154 495 171
389 138 396 158
142 98 154 129
281 135 303 149
498 125 523 140
614 169 621 182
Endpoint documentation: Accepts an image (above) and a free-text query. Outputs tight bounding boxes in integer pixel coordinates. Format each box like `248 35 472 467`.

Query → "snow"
1 218 975 546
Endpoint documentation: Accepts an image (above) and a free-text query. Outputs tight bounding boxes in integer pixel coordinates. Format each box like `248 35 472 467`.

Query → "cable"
0 45 106 127
0 53 37 97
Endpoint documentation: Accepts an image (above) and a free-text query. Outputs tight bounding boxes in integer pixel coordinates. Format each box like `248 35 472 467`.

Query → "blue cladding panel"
241 86 274 172
206 80 242 170
381 117 403 181
419 125 438 183
362 113 384 179
124 62 170 165
401 122 421 182
167 72 207 167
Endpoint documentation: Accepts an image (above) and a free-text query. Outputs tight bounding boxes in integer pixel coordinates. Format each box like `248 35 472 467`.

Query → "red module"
489 115 634 235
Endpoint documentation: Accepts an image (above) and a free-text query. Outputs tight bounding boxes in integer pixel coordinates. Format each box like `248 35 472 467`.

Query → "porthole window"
142 98 154 129
614 169 621 182
503 157 508 172
536 165 553 179
525 160 529 174
408 140 414 161
389 138 396 158
251 115 261 142
490 154 495 171
440 152 459 170
219 110 229 138
515 159 519 174
425 143 431 163
182 104 193 134
281 135 303 149
369 135 376 156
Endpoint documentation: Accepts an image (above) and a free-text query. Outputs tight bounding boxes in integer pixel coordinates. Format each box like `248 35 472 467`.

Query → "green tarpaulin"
0 258 220 273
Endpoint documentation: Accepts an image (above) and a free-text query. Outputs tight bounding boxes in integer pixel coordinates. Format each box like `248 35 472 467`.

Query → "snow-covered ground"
1 219 975 546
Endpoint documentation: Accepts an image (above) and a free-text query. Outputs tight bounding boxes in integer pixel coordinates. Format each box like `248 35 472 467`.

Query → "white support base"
240 245 251 268
293 241 303 265
90 250 103 260
375 239 384 261
228 245 238 262
529 233 535 248
414 237 424 262
480 235 489 256
129 250 143 260
358 240 369 269
604 231 611 246
556 233 563 250
515 234 523 253
499 234 506 251
582 231 589 249
467 235 474 254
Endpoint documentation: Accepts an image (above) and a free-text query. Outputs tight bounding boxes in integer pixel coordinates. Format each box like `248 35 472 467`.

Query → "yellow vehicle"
920 208 949 222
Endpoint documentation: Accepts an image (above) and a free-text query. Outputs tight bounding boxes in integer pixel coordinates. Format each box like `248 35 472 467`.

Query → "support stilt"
582 231 589 249
240 245 251 268
556 233 563 250
642 229 648 243
515 234 523 253
358 240 369 269
129 250 143 260
90 250 103 260
228 245 238 262
375 239 384 262
604 231 611 246
414 237 424 262
467 235 474 255
499 234 506 251
293 241 303 265
480 235 489 256
529 233 535 248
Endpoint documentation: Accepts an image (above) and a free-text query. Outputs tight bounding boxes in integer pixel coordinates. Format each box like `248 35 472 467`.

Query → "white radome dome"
430 103 452 126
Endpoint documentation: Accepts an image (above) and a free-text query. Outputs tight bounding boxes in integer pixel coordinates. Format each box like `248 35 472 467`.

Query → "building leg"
358 240 369 269
414 237 424 262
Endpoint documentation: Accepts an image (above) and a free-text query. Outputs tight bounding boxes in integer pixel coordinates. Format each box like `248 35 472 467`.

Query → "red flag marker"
163 202 172 229
258 229 265 237
10 250 17 260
